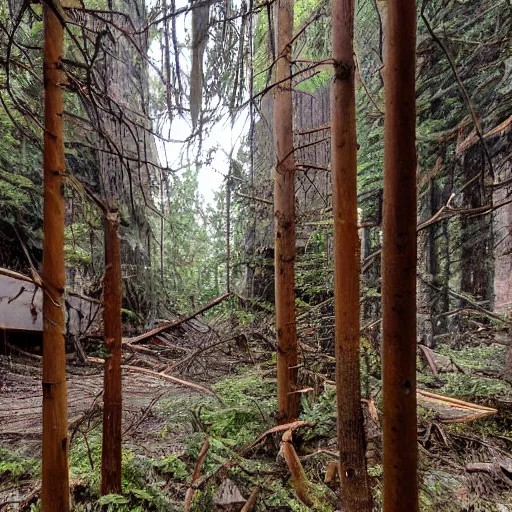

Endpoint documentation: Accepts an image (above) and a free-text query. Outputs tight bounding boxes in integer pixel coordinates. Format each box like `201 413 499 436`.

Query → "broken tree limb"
235 191 273 205
166 336 238 373
279 429 314 507
323 379 496 423
124 292 232 345
465 459 512 487
419 345 439 377
121 366 215 396
240 420 311 456
423 280 507 323
456 114 512 158
240 488 259 512
87 357 216 395
417 389 497 422
417 389 497 411
184 435 210 512
324 461 340 485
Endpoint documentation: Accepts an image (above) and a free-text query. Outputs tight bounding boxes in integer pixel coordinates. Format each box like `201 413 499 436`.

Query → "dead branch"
419 345 439 377
240 487 260 512
421 5 494 177
235 191 273 205
324 461 340 485
417 389 497 422
240 420 311 456
294 124 330 136
184 435 210 512
124 292 232 345
166 336 237 373
457 114 512 157
123 393 165 436
423 280 507 323
279 429 314 507
87 357 216 395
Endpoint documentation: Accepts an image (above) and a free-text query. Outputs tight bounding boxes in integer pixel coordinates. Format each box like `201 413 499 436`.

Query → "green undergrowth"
438 344 507 374
59 368 340 511
418 343 512 403
69 432 180 511
0 448 40 482
5 348 512 511
157 368 341 511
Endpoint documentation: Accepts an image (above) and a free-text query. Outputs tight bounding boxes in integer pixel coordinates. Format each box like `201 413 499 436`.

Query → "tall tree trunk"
42 5 70 511
417 182 434 348
331 0 372 509
274 0 299 423
381 1 418 511
101 211 123 495
226 162 232 293
160 170 165 285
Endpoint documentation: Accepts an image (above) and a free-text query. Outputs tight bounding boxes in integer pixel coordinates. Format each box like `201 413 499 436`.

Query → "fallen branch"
235 191 273 205
417 389 497 411
419 345 439 377
87 357 216 395
465 460 512 487
124 292 232 345
300 448 339 460
421 5 494 177
323 378 496 422
240 488 260 512
123 393 165 436
240 420 311 456
425 281 507 323
456 115 512 157
184 435 210 512
324 461 340 485
279 429 314 507
417 389 497 422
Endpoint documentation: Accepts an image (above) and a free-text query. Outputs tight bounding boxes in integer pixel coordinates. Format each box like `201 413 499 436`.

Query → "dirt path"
0 357 196 447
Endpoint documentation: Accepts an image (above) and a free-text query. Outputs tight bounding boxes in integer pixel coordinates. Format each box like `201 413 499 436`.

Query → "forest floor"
1 308 512 511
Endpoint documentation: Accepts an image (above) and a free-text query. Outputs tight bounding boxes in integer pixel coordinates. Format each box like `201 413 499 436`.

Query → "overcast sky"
148 0 250 205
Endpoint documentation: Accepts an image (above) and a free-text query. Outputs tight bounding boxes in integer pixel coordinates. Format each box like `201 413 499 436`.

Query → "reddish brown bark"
381 1 419 511
184 435 210 511
331 0 372 509
274 0 299 424
101 211 123 495
280 430 314 507
41 5 70 511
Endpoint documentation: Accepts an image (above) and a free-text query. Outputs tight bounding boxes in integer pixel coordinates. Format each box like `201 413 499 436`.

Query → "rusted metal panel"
0 274 99 335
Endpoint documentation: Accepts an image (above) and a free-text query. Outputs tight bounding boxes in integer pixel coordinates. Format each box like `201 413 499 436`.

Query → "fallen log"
124 292 232 345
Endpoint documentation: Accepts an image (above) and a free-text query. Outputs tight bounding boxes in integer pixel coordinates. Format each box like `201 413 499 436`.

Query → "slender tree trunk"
101 211 123 495
160 171 165 285
381 1 418 511
226 164 232 293
42 5 70 511
274 0 299 423
331 0 372 509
